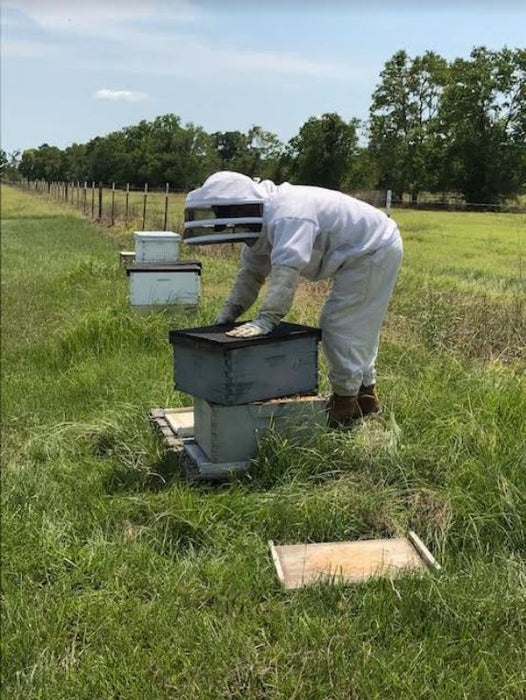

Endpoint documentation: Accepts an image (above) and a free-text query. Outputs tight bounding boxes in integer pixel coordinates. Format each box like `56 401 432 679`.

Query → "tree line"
3 47 525 205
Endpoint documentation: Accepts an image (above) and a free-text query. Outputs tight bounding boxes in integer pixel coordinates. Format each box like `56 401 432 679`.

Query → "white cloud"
86 26 347 82
0 38 56 58
94 89 149 102
3 0 349 82
4 0 200 32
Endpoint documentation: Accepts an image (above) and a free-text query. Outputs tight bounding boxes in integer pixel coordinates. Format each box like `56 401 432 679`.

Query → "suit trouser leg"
320 234 403 396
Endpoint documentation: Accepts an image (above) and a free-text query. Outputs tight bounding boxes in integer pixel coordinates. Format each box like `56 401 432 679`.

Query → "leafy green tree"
242 125 285 180
19 144 65 181
209 126 285 181
345 147 380 192
288 113 359 189
369 50 448 200
84 133 129 184
438 47 526 204
211 131 250 171
63 143 88 182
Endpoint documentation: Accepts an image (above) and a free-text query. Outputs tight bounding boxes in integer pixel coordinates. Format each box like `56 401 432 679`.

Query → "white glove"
215 267 266 325
226 318 274 338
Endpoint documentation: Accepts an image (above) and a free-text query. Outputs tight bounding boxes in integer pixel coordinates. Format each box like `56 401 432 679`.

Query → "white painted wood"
268 541 286 585
134 231 181 262
128 269 200 306
164 407 194 438
408 530 442 573
119 251 135 266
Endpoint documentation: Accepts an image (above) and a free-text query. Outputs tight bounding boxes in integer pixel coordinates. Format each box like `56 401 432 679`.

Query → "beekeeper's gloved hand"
214 267 266 325
226 318 274 338
226 265 300 338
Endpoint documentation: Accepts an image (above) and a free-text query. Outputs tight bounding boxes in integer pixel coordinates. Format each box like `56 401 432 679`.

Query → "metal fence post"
111 182 116 226
91 181 95 218
125 183 130 227
142 183 148 231
98 182 103 221
386 189 392 217
163 182 169 231
77 180 80 206
83 181 87 214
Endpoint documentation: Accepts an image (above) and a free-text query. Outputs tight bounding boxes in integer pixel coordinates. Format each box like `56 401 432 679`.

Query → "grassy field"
2 185 525 698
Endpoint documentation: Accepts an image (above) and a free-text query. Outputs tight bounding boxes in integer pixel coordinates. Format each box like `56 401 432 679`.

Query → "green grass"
2 185 526 698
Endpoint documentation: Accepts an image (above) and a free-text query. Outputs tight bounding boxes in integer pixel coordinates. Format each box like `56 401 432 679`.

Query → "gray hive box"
168 322 322 406
193 395 327 463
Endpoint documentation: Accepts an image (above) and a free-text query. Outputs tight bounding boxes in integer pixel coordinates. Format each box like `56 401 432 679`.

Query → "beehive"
193 395 327 463
168 322 322 405
126 262 201 309
134 231 181 263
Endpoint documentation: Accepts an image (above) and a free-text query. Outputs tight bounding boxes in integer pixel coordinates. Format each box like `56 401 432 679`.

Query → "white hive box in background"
126 262 202 310
134 231 181 263
193 395 327 463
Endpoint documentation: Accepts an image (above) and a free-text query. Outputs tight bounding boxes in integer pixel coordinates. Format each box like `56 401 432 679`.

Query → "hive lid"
134 231 181 240
126 261 202 275
169 321 321 350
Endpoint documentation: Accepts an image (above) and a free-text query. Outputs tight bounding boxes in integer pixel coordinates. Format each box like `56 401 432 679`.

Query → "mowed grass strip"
1 185 525 698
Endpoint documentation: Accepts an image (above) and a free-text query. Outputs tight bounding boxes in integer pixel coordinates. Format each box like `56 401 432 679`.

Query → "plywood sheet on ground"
165 408 194 437
270 537 429 589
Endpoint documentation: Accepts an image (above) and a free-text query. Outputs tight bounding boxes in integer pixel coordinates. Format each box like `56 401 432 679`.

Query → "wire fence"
12 180 526 232
17 180 188 233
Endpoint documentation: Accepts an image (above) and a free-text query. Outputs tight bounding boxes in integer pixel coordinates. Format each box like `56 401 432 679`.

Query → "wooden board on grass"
269 534 440 589
164 407 194 438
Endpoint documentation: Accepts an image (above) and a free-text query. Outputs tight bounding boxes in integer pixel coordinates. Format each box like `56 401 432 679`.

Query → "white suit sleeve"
216 266 267 324
257 265 300 327
269 217 318 271
241 239 272 277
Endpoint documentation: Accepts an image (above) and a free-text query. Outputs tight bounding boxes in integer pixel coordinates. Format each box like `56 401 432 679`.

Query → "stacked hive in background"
126 231 201 311
166 322 327 478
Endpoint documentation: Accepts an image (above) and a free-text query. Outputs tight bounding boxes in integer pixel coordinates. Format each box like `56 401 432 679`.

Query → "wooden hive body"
169 322 321 406
134 231 181 263
127 262 201 308
193 395 327 462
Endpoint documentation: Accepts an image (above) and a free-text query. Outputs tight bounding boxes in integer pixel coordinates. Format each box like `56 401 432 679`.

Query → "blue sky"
2 0 525 154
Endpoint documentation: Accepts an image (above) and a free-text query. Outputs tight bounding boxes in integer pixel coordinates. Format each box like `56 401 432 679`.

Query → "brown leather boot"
327 393 362 427
358 384 380 416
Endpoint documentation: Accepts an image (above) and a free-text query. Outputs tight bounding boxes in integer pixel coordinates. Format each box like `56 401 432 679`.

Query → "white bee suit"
188 172 403 395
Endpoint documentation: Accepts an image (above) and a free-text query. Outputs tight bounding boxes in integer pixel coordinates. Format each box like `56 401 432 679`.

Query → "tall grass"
2 185 525 698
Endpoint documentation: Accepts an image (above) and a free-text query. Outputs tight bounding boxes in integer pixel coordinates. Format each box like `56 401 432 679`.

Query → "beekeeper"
184 171 403 426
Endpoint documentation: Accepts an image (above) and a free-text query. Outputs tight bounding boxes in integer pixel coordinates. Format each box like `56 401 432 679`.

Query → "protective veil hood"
184 171 277 245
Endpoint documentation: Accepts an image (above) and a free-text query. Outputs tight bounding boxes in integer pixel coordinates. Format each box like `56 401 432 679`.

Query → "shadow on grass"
102 451 182 493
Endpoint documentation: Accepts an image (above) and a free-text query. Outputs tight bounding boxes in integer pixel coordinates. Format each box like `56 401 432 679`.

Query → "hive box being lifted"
194 395 327 463
134 231 181 263
168 322 322 405
127 262 201 310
